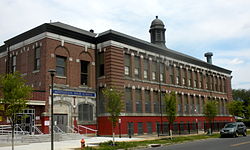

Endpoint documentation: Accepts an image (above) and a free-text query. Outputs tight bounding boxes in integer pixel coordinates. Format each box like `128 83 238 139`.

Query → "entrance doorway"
54 114 68 132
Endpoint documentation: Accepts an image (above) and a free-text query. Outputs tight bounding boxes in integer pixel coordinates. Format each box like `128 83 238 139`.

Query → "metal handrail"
54 125 64 133
67 125 76 133
77 125 97 135
33 126 43 134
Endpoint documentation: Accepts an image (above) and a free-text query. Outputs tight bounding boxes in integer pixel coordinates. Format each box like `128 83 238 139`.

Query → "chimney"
204 52 213 64
89 29 94 33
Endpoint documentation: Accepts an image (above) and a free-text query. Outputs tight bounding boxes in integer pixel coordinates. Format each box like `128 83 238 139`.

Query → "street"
143 135 250 150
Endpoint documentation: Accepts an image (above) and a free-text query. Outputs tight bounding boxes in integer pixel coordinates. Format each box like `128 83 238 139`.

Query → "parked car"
220 122 247 137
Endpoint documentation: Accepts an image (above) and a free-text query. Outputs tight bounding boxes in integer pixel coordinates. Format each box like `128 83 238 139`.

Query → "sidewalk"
0 136 143 150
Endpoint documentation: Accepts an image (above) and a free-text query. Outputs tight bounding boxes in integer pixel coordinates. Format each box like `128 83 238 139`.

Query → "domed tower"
149 16 166 47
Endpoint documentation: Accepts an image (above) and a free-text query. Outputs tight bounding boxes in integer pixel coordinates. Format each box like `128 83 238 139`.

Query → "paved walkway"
0 137 143 150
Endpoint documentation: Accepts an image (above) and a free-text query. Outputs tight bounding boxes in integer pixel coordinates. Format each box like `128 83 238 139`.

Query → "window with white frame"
124 54 130 76
11 55 16 72
134 56 140 78
56 56 66 76
34 47 40 70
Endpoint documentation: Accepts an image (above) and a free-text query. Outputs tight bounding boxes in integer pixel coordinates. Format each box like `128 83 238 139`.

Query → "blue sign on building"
53 90 96 97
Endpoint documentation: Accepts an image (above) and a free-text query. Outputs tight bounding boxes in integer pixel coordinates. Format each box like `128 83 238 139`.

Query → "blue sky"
0 0 250 89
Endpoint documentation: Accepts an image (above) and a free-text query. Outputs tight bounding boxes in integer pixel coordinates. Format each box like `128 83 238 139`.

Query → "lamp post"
48 69 56 150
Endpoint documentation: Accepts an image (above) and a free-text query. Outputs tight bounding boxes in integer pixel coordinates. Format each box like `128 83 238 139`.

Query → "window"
125 88 132 113
138 122 144 135
134 56 140 78
78 104 93 121
56 56 66 76
169 65 174 84
124 54 130 76
144 70 148 79
11 55 16 72
81 61 89 85
188 70 192 87
177 94 182 114
152 61 157 81
160 63 165 82
98 52 104 76
152 72 156 80
147 122 152 134
99 88 105 114
145 90 151 113
135 89 142 113
143 59 149 80
176 67 181 85
195 96 200 114
184 95 189 114
154 92 160 113
34 47 40 70
182 78 186 86
176 77 180 85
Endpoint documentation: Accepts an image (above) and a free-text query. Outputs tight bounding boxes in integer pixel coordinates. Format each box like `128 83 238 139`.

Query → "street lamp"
48 69 56 150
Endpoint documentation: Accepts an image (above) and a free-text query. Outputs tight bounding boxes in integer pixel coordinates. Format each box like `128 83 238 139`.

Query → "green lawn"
76 133 220 150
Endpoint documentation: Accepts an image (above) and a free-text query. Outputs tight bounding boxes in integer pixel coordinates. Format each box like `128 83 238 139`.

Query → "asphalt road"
143 135 250 150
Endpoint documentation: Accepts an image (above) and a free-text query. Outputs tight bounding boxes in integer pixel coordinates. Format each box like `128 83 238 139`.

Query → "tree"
232 89 250 118
164 91 177 139
0 73 32 150
245 105 250 119
203 100 218 134
227 100 244 118
102 87 123 146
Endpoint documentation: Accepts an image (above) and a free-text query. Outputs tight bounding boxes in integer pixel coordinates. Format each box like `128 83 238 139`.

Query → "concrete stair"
0 133 88 144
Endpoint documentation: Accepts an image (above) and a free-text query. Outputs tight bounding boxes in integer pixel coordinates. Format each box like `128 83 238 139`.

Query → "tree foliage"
164 91 177 125
227 100 244 117
0 72 32 150
203 100 218 122
232 89 250 118
102 87 123 127
0 72 32 123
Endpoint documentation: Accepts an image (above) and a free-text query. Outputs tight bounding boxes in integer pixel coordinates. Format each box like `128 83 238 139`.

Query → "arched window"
78 104 93 121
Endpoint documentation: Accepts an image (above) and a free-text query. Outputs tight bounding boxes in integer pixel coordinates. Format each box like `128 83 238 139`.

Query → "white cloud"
0 0 250 89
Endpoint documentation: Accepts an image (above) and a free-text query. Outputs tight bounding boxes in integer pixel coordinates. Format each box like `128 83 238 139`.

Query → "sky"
0 0 250 89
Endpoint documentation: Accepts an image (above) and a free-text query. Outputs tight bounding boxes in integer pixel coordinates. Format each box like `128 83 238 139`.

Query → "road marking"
231 141 250 147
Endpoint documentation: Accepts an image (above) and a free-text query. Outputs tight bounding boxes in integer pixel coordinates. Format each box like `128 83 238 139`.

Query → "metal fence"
157 122 229 136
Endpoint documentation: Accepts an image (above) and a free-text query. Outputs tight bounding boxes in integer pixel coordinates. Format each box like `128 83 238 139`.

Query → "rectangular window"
11 55 16 72
184 95 189 114
145 90 151 113
188 70 192 87
136 89 142 113
81 60 89 85
147 122 152 134
160 63 165 82
78 104 93 121
99 88 105 114
124 54 130 76
56 56 66 76
98 52 104 76
169 65 174 84
134 56 140 79
34 47 40 70
152 72 156 80
125 88 132 113
177 94 182 113
154 92 160 113
138 122 144 135
176 67 181 85
143 59 149 80
152 61 157 81
182 78 186 86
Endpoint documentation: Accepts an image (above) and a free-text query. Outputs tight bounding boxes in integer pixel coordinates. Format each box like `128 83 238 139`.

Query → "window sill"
56 76 67 79
32 70 40 74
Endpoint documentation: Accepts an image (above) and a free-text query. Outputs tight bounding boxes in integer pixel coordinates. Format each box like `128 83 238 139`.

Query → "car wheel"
243 131 247 137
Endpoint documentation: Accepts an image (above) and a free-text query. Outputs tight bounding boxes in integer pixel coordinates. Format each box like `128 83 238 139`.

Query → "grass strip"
77 133 220 150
